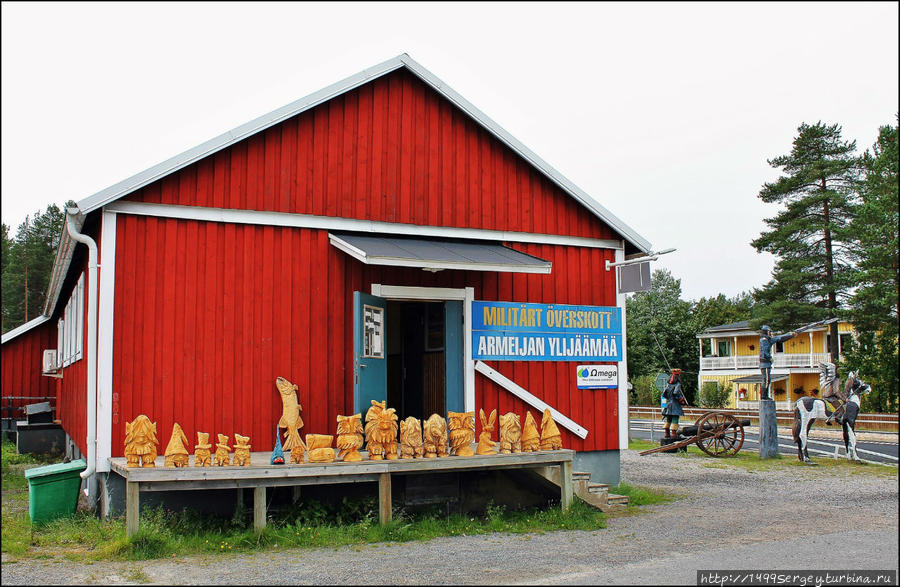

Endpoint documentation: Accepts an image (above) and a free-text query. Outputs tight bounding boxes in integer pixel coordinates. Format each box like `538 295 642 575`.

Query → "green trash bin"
24 459 86 525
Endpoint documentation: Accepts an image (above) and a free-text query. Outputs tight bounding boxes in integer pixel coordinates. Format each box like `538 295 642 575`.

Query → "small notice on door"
576 365 618 389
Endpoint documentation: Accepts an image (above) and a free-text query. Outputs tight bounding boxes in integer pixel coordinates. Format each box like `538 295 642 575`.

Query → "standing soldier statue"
758 325 796 400
756 318 838 459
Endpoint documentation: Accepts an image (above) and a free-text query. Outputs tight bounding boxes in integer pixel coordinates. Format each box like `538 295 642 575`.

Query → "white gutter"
66 209 99 483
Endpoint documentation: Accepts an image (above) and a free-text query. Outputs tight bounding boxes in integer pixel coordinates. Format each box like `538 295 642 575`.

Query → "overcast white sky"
2 2 897 301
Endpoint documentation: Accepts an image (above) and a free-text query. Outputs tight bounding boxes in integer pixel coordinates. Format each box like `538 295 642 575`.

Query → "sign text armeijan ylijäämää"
472 301 622 361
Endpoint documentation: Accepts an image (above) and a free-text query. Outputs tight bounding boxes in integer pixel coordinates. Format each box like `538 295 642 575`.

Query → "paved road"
2 449 896 585
630 419 899 464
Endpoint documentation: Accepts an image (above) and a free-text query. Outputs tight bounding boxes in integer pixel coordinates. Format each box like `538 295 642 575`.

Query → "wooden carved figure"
233 433 251 466
336 413 364 462
306 434 336 463
476 409 498 455
399 416 424 459
271 426 285 465
194 431 212 467
499 412 522 454
365 400 399 460
290 444 306 464
214 434 231 466
124 415 158 467
163 422 190 467
540 409 562 450
423 413 449 458
275 376 308 462
521 411 540 452
448 411 476 457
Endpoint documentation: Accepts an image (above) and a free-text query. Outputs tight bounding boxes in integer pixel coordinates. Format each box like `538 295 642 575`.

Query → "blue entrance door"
353 292 387 415
444 300 464 413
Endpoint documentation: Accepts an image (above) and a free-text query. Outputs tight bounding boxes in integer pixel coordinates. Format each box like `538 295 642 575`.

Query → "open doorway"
386 301 446 421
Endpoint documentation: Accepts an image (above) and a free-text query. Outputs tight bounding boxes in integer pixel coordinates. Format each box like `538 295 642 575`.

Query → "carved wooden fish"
275 376 307 452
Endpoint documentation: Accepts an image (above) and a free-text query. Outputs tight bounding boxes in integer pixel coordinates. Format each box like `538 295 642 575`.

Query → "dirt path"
2 450 897 585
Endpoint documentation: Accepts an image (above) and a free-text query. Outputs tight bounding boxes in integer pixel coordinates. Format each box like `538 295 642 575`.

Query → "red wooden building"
1 54 652 505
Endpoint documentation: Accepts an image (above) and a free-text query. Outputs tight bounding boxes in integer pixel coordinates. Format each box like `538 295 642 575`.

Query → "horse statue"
792 362 871 463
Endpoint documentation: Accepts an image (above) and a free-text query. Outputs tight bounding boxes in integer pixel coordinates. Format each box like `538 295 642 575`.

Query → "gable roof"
36 54 652 324
76 53 651 252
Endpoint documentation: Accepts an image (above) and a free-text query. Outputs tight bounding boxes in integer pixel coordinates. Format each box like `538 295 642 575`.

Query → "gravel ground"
2 450 897 585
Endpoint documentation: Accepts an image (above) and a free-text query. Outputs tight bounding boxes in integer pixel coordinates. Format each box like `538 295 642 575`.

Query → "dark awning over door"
329 233 552 274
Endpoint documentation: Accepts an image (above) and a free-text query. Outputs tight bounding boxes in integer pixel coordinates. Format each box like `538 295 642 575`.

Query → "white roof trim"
75 53 651 253
106 200 624 250
1 316 51 345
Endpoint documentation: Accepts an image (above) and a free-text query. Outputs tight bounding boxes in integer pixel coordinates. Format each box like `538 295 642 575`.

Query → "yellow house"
696 321 855 410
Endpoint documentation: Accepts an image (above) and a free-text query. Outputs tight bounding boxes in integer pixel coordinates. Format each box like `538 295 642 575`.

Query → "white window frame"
60 273 84 367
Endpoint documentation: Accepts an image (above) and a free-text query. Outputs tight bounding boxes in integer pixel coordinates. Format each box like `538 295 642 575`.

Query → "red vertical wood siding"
123 69 618 243
1 321 58 414
54 252 92 456
111 218 619 456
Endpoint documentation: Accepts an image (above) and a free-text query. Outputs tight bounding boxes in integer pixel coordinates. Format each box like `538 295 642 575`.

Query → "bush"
630 374 661 407
699 381 731 408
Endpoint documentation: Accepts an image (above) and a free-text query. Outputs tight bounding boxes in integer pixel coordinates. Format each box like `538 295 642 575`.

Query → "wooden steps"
533 467 629 513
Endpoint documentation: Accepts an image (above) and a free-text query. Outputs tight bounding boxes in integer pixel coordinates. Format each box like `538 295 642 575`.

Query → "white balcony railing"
700 353 831 371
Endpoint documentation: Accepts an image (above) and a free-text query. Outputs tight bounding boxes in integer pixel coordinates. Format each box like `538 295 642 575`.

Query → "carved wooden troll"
125 415 158 468
163 422 190 467
194 431 212 467
540 409 562 450
521 411 540 452
365 400 398 460
423 413 449 458
400 416 424 459
499 412 522 454
233 433 252 466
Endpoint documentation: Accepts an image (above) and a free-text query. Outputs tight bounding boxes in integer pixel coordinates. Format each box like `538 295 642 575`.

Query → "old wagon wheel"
695 412 744 458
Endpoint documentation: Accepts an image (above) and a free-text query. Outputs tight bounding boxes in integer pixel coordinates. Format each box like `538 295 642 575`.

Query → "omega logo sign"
576 364 618 389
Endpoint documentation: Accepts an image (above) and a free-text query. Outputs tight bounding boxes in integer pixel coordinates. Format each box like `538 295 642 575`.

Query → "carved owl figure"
499 412 522 454
336 413 364 462
447 410 475 457
423 413 449 458
399 416 424 459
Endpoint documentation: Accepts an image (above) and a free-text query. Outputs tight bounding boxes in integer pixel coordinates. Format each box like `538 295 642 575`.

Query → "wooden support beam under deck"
378 472 392 525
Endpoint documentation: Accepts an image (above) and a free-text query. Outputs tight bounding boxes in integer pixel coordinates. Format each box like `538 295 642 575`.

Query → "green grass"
628 436 896 476
3 441 607 562
609 481 681 506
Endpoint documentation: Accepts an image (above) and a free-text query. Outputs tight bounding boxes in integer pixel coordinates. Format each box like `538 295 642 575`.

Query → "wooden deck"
109 448 575 537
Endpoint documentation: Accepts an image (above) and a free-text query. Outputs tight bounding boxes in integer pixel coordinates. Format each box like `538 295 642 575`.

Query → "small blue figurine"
271 425 285 465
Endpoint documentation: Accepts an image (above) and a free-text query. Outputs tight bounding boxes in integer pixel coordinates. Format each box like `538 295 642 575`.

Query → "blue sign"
472 301 622 361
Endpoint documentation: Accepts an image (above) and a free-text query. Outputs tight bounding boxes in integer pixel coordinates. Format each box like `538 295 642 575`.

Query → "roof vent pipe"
65 209 99 484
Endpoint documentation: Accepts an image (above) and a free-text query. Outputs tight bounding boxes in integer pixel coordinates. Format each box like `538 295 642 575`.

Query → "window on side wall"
60 273 84 367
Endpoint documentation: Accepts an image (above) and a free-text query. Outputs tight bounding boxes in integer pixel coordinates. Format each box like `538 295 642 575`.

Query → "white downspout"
66 209 98 485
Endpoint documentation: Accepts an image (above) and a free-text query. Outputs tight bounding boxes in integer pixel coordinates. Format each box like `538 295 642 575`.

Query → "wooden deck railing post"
378 472 392 525
559 460 573 510
126 481 139 538
253 486 266 533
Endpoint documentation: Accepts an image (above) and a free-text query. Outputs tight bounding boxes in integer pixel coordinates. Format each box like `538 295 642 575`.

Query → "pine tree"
1 204 67 334
843 119 899 412
751 121 861 358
